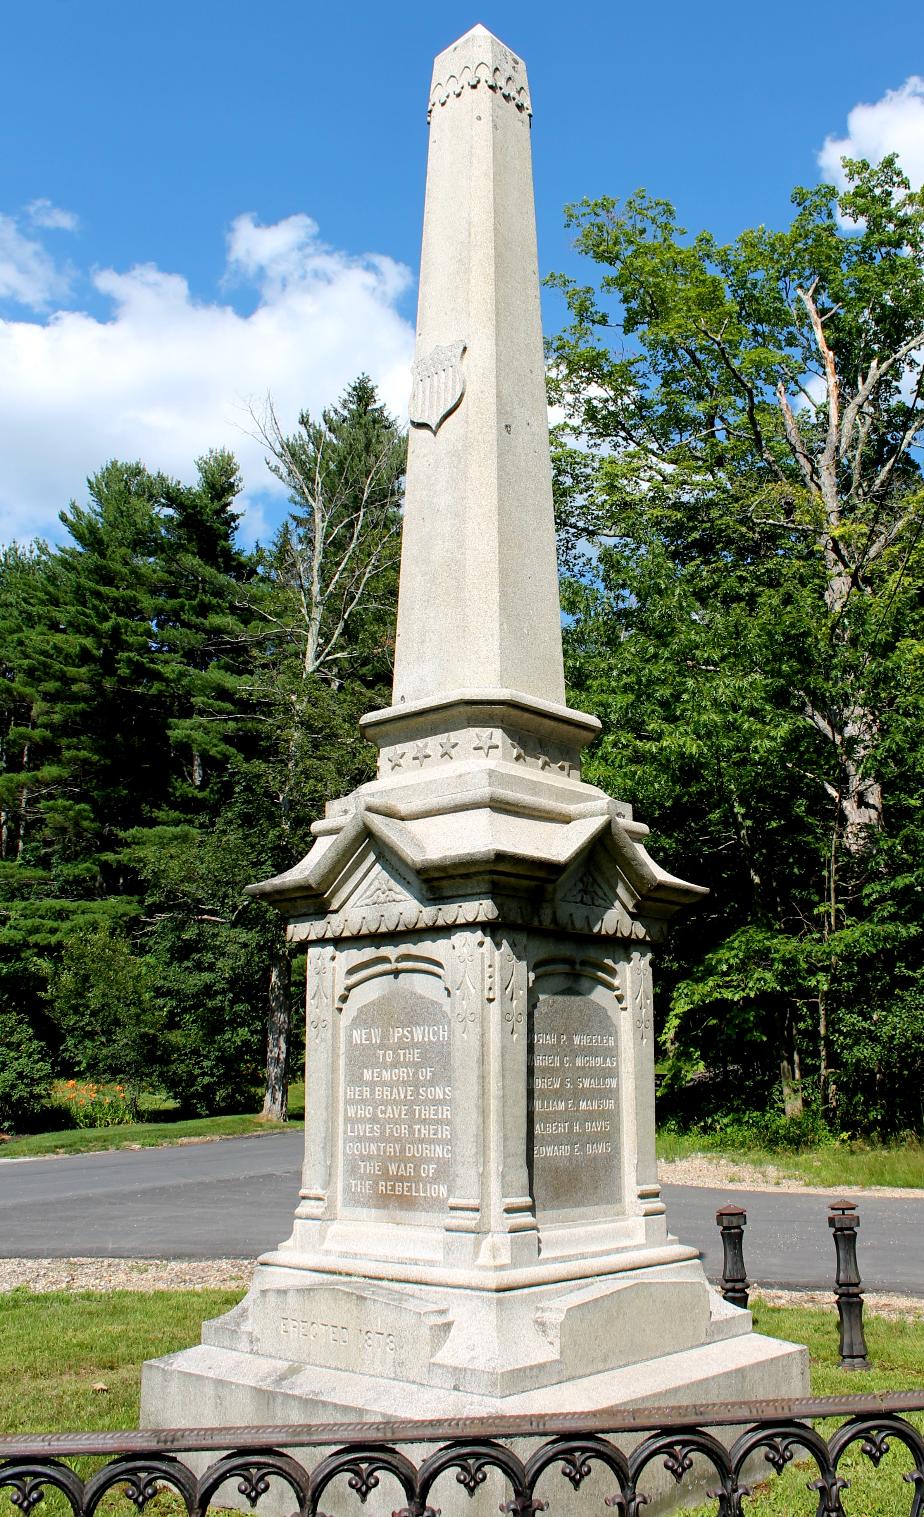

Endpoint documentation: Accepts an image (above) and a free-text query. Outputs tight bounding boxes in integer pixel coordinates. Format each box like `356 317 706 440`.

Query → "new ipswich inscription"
343 987 452 1212
529 993 620 1212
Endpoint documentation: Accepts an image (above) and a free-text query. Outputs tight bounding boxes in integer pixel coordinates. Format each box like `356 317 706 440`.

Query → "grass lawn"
657 1128 924 1190
0 1085 306 1160
0 1291 922 1515
0 1288 243 1434
680 1299 924 1516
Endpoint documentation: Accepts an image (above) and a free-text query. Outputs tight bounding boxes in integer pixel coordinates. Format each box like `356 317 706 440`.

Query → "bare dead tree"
246 386 405 1121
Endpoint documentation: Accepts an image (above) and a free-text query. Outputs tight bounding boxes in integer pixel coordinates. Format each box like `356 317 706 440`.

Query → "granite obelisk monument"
142 23 807 1434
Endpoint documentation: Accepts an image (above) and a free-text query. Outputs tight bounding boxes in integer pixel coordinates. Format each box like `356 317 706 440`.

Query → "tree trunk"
16 737 30 859
818 991 831 1114
840 731 883 855
780 1009 804 1117
262 936 291 1121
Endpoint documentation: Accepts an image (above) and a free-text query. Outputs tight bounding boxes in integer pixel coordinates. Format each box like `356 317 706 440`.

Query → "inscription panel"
529 993 620 1212
342 986 451 1213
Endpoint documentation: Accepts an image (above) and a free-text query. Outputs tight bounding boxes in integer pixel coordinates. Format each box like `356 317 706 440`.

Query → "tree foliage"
550 157 924 1131
0 377 402 1131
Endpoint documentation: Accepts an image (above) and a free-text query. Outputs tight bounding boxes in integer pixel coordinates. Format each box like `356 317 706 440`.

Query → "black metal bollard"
828 1199 871 1370
716 1202 749 1308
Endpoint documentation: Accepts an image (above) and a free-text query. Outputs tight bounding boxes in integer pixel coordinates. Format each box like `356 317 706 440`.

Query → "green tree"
0 1003 52 1133
157 449 255 817
549 157 924 1129
48 924 159 1111
0 454 260 1103
0 465 168 1059
0 387 403 1124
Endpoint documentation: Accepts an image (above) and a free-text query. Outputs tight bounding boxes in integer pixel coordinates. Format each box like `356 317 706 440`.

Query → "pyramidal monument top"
427 23 533 120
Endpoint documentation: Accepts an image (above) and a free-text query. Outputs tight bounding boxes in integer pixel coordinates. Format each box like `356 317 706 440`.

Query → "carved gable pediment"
321 830 422 924
350 853 419 913
554 845 644 939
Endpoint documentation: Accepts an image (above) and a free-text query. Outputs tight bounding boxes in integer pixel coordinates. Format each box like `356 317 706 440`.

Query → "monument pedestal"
141 23 808 1503
141 745 807 1461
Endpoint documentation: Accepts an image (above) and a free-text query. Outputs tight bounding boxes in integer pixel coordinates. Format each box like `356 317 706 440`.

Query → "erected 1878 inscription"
342 986 452 1212
529 994 620 1214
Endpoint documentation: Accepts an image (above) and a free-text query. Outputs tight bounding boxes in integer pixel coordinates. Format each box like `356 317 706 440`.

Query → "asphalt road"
0 1131 916 1294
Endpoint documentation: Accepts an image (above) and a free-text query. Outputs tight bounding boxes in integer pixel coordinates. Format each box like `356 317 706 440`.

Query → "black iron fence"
3 1394 924 1517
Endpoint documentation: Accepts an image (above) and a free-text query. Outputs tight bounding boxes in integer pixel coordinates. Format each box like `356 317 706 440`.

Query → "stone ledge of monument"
359 688 602 742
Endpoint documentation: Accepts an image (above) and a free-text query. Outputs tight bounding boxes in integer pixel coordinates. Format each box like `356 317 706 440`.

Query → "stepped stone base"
140 1269 808 1517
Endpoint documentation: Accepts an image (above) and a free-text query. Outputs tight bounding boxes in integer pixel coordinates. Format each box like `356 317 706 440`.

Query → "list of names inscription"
529 993 620 1212
343 986 452 1212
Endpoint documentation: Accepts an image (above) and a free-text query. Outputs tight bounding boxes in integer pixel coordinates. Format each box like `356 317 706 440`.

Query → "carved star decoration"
388 749 406 770
439 736 459 758
411 741 431 765
473 729 500 756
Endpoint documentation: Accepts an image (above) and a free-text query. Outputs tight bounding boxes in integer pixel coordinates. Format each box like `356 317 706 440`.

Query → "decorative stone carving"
448 929 482 1030
428 58 532 120
376 726 581 779
305 946 334 1042
409 341 466 433
289 888 663 946
337 946 447 1009
353 856 417 910
494 930 527 1036
560 862 614 912
628 947 654 1046
289 882 665 947
533 951 623 998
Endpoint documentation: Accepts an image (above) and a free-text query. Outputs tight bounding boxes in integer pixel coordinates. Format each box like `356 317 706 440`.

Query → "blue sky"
1 0 922 545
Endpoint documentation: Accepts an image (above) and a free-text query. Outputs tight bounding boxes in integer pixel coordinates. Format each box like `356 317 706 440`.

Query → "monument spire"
392 24 565 707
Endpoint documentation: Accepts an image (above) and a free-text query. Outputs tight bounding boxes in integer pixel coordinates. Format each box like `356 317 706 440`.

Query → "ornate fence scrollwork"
2 1394 924 1517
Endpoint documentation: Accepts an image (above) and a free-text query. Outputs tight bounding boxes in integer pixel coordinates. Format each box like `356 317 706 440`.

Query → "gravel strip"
3 1259 922 1322
750 1286 924 1320
658 1154 924 1199
0 1257 253 1293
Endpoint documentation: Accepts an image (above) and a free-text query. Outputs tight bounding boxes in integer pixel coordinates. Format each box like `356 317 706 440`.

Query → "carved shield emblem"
409 340 466 434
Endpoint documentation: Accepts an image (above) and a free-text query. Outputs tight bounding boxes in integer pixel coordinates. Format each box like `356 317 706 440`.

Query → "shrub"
658 1091 836 1152
829 988 924 1136
54 1079 134 1128
0 1005 52 1134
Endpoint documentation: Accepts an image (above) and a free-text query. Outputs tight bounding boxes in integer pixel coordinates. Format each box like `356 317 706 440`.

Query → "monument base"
141 1321 807 1517
140 1266 808 1515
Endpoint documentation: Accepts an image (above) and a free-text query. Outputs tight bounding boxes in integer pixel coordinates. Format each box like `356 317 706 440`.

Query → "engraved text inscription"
529 994 620 1212
343 987 452 1212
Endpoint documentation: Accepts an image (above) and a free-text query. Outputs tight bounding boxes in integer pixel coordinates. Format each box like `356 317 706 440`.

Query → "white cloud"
0 214 72 309
27 199 80 232
819 76 924 190
0 213 415 546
